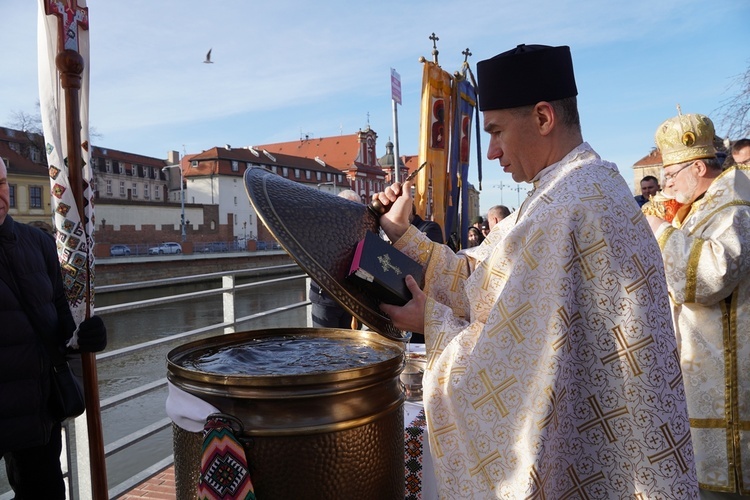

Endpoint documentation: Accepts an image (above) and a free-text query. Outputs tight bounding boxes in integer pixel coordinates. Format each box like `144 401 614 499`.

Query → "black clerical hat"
477 44 578 111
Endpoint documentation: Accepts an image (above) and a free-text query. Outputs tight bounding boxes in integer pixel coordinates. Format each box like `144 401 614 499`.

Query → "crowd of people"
372 43 749 499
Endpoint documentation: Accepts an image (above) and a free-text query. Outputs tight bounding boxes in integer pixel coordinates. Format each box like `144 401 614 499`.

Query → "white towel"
166 381 219 432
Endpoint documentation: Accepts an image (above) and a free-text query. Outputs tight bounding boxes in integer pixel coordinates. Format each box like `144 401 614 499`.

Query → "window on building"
132 183 138 198
191 160 198 168
106 179 112 195
144 185 150 199
30 147 40 163
8 142 20 153
154 185 160 199
282 167 288 177
29 186 42 208
106 159 112 173
271 166 277 173
143 166 150 178
294 169 300 178
9 185 16 208
232 161 239 172
234 196 238 205
305 170 311 180
119 163 125 175
326 173 332 182
119 181 125 196
316 172 321 181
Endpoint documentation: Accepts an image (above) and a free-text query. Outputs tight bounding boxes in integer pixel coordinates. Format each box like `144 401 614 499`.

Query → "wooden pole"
55 48 108 499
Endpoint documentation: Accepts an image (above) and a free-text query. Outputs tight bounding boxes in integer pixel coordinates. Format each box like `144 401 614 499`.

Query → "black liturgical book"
347 231 424 306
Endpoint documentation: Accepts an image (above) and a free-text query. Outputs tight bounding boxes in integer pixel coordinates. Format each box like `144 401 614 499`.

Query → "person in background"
480 219 490 237
470 215 484 230
0 158 107 499
409 204 443 244
486 204 511 230
634 174 660 207
309 189 361 329
466 226 484 247
372 43 697 497
730 138 750 166
646 113 750 498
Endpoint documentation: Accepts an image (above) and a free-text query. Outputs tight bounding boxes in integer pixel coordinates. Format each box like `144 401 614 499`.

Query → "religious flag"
38 0 95 324
415 61 452 240
445 73 477 249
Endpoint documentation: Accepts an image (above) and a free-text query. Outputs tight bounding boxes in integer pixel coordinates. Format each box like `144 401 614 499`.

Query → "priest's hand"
379 275 425 333
372 180 413 243
645 214 668 234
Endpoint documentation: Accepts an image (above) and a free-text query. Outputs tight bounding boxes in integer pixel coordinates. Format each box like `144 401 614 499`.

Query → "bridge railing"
0 264 312 500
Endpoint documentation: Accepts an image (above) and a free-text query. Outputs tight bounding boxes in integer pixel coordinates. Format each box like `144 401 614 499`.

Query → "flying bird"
203 48 213 64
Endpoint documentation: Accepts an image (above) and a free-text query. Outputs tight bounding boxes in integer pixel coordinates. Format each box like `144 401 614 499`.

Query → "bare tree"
714 62 750 140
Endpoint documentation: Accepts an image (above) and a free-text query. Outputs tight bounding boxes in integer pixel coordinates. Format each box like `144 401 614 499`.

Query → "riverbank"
95 250 295 286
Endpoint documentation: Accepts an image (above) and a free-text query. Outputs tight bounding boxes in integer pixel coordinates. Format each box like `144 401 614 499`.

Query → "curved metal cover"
244 168 407 341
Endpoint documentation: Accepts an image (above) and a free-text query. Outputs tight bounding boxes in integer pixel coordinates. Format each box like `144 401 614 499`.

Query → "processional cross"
45 0 89 52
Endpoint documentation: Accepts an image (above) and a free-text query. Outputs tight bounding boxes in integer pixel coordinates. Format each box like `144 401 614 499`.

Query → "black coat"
0 216 76 452
411 214 444 244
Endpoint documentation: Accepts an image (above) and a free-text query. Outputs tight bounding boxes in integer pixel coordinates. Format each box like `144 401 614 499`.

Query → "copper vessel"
168 328 406 500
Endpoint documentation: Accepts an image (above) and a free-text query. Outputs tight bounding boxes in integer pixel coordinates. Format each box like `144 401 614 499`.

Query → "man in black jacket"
0 158 106 499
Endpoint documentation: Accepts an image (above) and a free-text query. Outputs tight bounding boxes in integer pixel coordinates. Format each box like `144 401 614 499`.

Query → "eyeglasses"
663 162 693 183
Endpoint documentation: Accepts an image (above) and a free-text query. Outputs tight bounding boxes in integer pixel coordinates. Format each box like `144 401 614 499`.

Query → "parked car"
198 241 230 253
255 241 267 250
110 244 132 256
148 242 182 255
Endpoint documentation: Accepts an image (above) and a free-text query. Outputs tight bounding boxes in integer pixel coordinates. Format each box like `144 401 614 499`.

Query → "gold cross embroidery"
562 233 607 281
600 325 654 376
441 260 466 292
579 183 605 201
486 302 531 343
525 464 553 500
426 331 446 370
480 263 508 291
552 306 582 352
521 229 545 270
624 254 657 301
377 254 402 275
559 465 605 500
576 395 629 443
439 365 466 386
537 386 567 430
471 370 517 417
429 422 457 458
647 423 691 473
669 349 684 391
468 446 501 488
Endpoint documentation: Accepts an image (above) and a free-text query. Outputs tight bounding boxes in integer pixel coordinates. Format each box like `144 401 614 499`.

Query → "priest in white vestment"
646 113 750 498
375 44 699 499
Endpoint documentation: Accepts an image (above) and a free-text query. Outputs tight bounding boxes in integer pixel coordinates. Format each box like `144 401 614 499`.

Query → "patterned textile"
655 165 750 494
38 0 96 323
405 408 427 499
198 414 256 500
394 143 699 498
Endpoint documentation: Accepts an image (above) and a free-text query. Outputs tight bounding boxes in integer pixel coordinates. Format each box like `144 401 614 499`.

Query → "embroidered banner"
198 414 256 500
38 0 95 323
416 61 452 240
446 74 477 249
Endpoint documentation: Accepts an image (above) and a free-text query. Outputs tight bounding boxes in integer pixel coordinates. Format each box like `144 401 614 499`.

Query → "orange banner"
416 61 452 237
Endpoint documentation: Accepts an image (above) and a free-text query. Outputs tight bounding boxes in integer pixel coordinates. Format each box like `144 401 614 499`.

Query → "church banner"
38 0 95 324
416 61 452 240
446 75 476 248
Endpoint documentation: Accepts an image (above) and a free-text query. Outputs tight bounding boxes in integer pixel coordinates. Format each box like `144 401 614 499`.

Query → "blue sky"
2 0 749 212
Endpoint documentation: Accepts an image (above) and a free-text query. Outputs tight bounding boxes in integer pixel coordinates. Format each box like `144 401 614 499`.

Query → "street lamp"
162 165 186 242
492 182 506 205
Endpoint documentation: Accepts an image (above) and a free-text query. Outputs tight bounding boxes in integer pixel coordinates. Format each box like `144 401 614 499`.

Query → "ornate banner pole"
41 1 108 497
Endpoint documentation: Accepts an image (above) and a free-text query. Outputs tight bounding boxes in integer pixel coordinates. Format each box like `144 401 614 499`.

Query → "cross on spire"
45 0 89 53
429 32 440 64
462 47 472 63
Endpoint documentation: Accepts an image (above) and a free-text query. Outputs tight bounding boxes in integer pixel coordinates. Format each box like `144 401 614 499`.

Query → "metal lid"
244 168 408 341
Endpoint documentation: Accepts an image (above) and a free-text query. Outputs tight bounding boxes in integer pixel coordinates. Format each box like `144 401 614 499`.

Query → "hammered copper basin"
167 328 406 500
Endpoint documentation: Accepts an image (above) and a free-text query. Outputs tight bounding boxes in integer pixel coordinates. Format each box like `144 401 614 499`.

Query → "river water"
0 272 310 497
